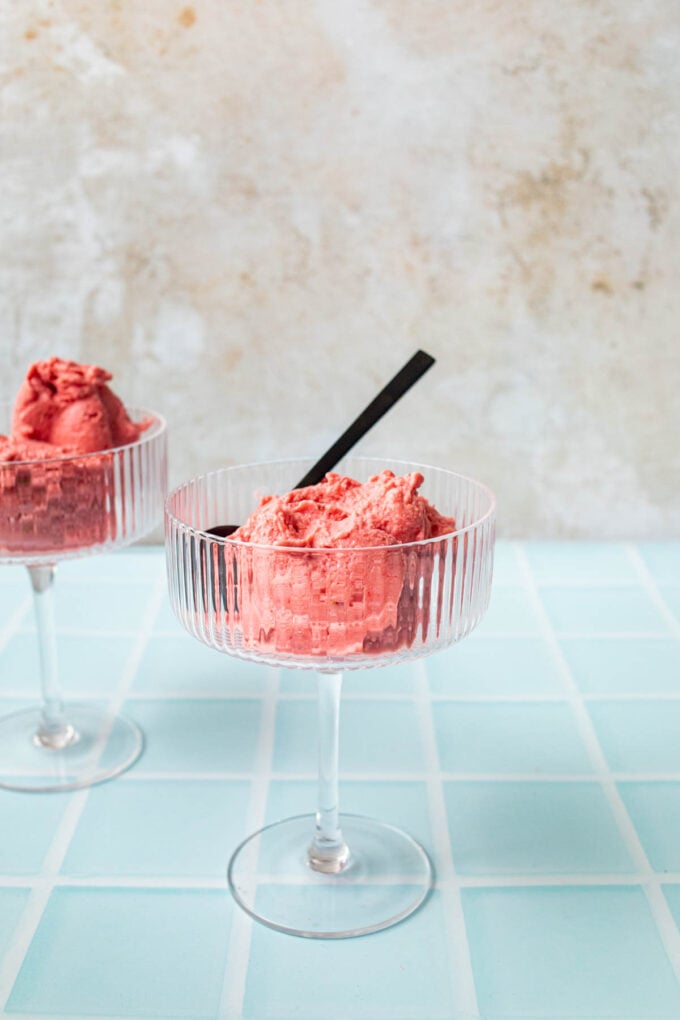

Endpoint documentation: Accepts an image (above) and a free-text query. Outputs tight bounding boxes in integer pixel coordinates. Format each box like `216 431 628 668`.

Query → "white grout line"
121 770 257 781
414 660 480 1018
0 595 32 652
7 685 680 704
8 686 680 705
449 874 673 888
52 578 163 589
218 667 279 1020
1 1013 146 1020
106 576 167 717
0 574 166 1013
0 875 229 890
626 545 680 637
5 870 680 891
0 884 54 1010
621 549 680 982
3 767 680 783
0 785 99 1011
516 543 680 986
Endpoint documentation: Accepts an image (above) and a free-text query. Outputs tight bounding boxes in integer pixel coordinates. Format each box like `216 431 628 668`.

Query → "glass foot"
0 703 143 792
228 813 433 938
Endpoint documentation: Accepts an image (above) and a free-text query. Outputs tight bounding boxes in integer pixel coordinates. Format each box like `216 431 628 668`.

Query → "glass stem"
28 565 77 750
307 671 350 874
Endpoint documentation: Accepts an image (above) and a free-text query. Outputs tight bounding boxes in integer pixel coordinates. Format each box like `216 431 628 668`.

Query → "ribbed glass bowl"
0 405 167 793
164 457 495 940
165 457 495 671
0 406 167 565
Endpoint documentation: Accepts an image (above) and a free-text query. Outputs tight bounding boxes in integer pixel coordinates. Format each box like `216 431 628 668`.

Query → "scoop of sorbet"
10 357 149 455
233 470 456 548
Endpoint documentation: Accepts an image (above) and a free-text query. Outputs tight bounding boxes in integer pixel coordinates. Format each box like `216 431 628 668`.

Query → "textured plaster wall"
1 0 678 537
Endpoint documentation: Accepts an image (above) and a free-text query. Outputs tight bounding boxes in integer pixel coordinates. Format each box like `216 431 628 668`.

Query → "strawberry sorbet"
10 357 148 454
0 358 151 557
231 471 456 657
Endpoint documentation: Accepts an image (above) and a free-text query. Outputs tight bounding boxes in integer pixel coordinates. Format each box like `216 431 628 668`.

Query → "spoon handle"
294 349 435 490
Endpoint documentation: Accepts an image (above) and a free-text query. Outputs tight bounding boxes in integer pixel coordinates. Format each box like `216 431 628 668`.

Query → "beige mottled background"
1 0 679 537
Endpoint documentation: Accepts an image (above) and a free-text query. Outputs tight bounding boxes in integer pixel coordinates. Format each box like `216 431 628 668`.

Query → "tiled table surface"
0 542 679 1018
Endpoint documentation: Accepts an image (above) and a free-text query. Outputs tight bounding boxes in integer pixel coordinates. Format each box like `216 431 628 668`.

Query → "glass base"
228 813 433 939
0 703 143 792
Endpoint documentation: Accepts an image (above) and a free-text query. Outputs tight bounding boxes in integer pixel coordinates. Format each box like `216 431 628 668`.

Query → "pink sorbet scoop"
0 357 151 556
234 470 455 548
231 470 456 657
11 357 149 455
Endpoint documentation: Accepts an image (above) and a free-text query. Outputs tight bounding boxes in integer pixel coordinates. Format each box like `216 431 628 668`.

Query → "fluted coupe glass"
166 457 495 937
0 405 167 792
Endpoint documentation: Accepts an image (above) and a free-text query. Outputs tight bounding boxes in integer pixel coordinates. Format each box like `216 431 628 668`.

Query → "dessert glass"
165 457 495 938
0 405 167 792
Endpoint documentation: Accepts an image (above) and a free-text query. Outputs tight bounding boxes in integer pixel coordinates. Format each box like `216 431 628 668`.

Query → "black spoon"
206 349 435 538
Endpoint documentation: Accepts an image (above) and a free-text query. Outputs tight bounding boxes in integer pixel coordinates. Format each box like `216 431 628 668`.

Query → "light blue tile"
560 637 680 695
660 586 680 623
588 700 680 772
0 788 71 874
0 576 30 623
619 782 680 873
540 585 669 635
243 890 454 1019
20 580 157 633
7 888 231 1017
0 563 28 587
661 885 680 936
153 596 193 634
278 661 419 696
0 888 31 959
474 585 542 636
272 700 425 774
346 665 420 697
489 541 523 586
133 633 268 697
57 547 165 582
433 702 591 774
426 637 565 696
337 660 419 696
278 666 316 694
0 632 40 696
464 885 680 1018
250 883 431 946
444 781 632 875
0 631 135 698
525 542 638 582
264 779 434 862
0 696 32 715
639 543 680 585
128 698 261 773
62 779 251 878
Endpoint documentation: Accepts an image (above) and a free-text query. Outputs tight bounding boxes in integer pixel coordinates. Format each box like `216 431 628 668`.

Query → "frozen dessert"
234 470 455 549
231 470 456 657
0 358 151 556
10 357 148 454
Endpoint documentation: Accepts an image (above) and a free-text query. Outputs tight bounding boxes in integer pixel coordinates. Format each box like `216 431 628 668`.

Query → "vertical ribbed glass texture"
0 409 167 565
165 458 495 671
